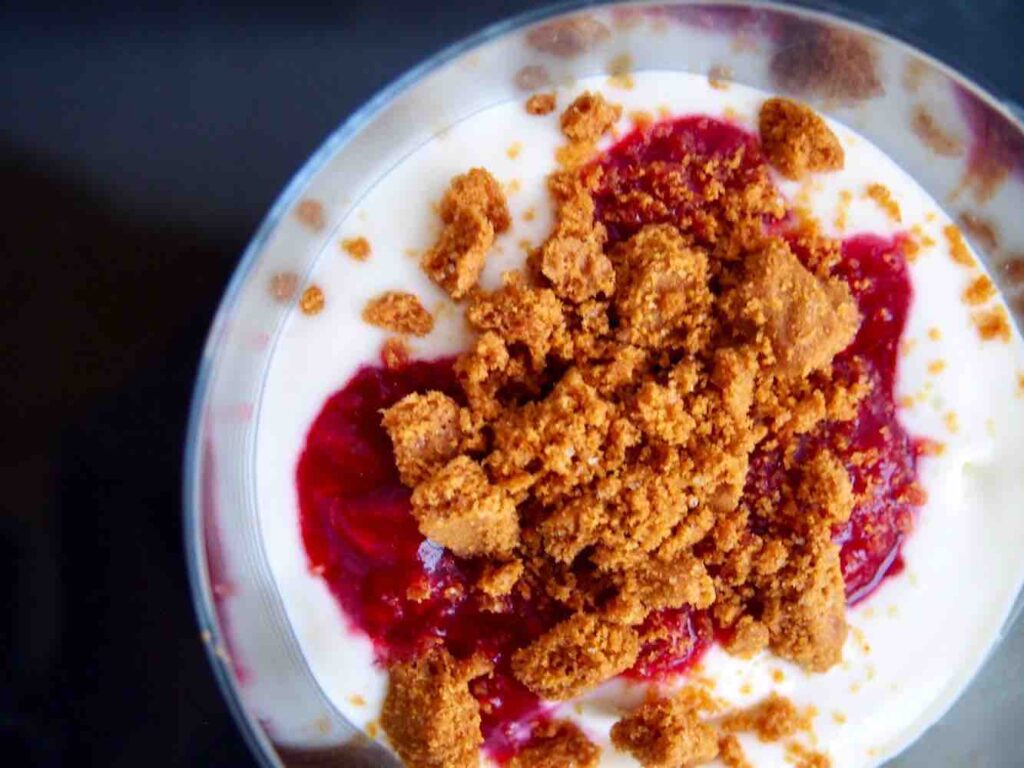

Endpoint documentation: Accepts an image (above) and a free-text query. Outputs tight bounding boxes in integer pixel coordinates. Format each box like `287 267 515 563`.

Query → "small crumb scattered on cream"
300 285 325 316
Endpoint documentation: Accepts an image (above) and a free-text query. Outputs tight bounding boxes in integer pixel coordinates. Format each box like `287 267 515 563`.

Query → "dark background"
2 1 1022 766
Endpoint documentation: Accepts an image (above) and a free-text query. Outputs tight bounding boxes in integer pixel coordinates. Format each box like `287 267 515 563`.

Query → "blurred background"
2 1 1022 765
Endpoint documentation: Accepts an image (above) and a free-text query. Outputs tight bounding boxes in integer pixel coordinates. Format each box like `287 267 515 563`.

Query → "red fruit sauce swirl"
296 116 922 760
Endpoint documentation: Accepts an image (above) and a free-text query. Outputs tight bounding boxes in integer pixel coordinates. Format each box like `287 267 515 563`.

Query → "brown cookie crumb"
735 238 860 378
944 224 976 267
411 456 519 558
477 558 523 599
363 291 434 336
911 106 963 157
560 91 623 144
526 92 557 116
381 337 411 369
963 275 996 306
423 168 511 299
972 305 1012 342
382 391 480 486
720 693 808 742
381 648 491 768
759 98 844 180
723 616 770 659
511 613 640 699
865 183 901 223
294 198 326 231
342 236 372 260
610 690 719 768
508 720 600 768
718 734 752 768
299 285 325 315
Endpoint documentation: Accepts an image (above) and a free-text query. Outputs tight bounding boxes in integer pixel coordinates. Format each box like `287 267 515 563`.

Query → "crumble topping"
963 275 996 306
342 235 372 260
299 285 325 315
561 91 623 145
375 95 893 766
511 613 640 700
422 168 511 299
526 92 557 116
381 337 411 370
508 720 600 768
865 184 901 223
758 98 844 180
381 648 492 768
363 292 435 336
610 690 719 768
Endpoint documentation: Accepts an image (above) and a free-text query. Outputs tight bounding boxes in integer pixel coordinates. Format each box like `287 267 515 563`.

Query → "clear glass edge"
180 1 1024 766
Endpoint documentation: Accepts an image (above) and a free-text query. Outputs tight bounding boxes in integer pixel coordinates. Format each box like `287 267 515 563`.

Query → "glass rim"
182 2 1024 766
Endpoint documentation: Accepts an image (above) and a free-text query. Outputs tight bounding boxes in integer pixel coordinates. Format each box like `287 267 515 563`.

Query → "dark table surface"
2 1 1022 766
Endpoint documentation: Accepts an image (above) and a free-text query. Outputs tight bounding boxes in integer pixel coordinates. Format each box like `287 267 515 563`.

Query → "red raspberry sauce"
296 116 922 760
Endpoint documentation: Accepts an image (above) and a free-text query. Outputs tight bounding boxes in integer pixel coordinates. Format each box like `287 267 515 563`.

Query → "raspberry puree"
296 116 921 760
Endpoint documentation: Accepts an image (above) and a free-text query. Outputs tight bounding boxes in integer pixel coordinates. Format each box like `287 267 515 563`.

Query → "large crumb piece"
526 92 557 116
423 168 510 299
606 551 716 625
540 175 616 303
381 648 491 768
467 272 568 364
736 238 859 378
411 456 519 558
613 224 713 352
363 291 435 336
720 693 807 742
560 91 622 143
718 735 752 768
477 558 523 598
722 615 770 659
382 391 480 486
759 98 844 180
610 691 720 768
762 543 848 672
509 720 600 768
511 612 640 699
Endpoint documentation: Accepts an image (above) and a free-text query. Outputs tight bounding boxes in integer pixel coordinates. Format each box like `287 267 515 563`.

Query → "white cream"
254 72 1024 766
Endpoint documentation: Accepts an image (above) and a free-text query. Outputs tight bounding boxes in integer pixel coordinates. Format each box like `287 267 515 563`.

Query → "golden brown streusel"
363 291 435 336
507 720 600 768
381 391 481 486
610 690 719 768
759 98 844 180
718 734 752 768
342 236 372 260
511 612 640 700
381 648 492 768
560 91 623 144
381 337 411 370
411 456 519 558
865 183 901 223
972 305 1012 342
720 692 809 742
299 285 325 315
526 92 557 116
944 224 975 267
963 275 996 306
423 168 510 299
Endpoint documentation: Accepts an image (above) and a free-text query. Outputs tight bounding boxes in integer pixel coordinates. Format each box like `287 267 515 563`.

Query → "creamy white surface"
254 72 1024 766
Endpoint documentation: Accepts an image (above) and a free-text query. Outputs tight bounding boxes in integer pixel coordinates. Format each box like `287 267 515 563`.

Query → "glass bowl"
184 2 1024 766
